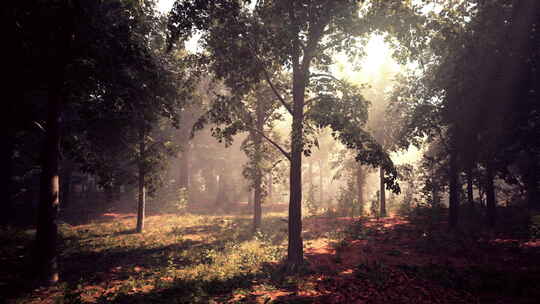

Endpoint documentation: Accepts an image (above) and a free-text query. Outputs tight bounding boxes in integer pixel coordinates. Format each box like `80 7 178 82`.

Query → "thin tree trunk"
253 104 264 232
1 139 14 226
253 173 262 232
178 140 190 191
466 165 474 210
319 160 324 206
379 167 386 217
35 81 61 285
308 160 314 201
449 148 460 229
136 134 146 233
485 161 497 227
247 188 253 207
202 168 217 200
356 165 364 216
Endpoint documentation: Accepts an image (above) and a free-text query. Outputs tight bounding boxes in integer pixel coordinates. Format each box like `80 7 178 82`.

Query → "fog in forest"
4 1 540 303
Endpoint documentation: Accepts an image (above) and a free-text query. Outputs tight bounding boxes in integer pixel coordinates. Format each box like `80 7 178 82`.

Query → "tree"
391 0 540 229
168 0 416 267
240 83 283 232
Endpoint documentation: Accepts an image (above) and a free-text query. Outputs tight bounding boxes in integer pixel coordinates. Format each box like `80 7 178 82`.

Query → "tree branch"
261 68 293 115
242 27 293 115
310 73 344 84
247 126 291 161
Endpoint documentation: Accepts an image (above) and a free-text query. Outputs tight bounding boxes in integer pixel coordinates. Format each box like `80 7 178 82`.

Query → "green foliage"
335 180 359 217
162 187 189 214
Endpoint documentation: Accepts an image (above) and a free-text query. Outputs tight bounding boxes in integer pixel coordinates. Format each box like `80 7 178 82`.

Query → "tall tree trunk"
252 104 264 232
448 148 460 229
202 168 217 200
308 160 314 201
356 165 364 216
253 173 262 232
466 165 474 210
1 138 14 226
136 134 146 233
215 171 230 208
379 167 386 217
319 160 324 206
178 140 190 192
247 188 253 207
485 161 497 227
35 81 62 285
287 59 306 267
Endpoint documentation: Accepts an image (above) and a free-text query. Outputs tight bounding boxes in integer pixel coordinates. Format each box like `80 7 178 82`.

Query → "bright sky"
156 0 175 14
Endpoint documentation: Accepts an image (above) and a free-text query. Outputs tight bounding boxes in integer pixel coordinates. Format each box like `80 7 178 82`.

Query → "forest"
2 0 540 303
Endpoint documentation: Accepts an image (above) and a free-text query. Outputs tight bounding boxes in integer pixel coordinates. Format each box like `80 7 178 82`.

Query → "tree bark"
252 104 264 232
485 161 497 227
253 173 262 232
35 80 61 285
0 138 14 226
287 51 307 267
379 167 386 217
448 148 460 229
466 165 474 210
136 134 146 233
356 165 364 216
34 0 77 280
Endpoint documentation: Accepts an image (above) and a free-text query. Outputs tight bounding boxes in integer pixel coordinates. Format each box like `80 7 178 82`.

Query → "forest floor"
1 205 540 304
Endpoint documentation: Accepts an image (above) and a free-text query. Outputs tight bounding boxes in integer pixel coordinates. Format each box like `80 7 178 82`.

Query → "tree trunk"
253 173 262 232
448 148 460 229
319 160 324 206
466 165 474 210
485 161 497 227
356 165 364 216
35 81 61 285
247 188 253 207
287 57 307 267
379 167 386 217
202 168 217 200
215 171 230 208
136 135 146 233
308 160 314 201
0 138 14 226
252 105 264 232
178 140 190 192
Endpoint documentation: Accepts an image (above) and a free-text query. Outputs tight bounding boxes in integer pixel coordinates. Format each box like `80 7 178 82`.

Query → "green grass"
2 212 296 303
